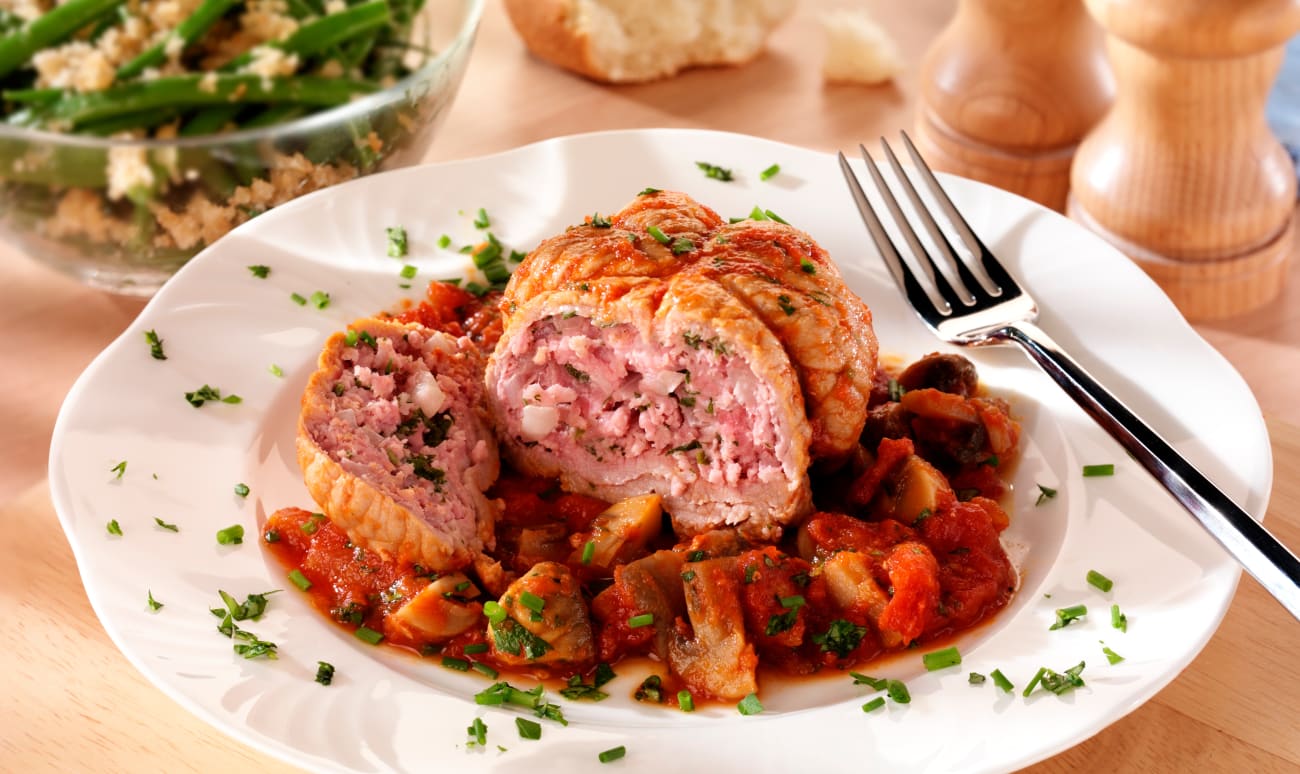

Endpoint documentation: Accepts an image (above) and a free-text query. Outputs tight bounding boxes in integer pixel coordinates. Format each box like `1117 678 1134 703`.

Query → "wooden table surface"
4 2 1299 772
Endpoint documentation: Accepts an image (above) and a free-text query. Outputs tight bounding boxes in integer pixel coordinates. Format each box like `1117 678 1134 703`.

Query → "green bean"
80 108 182 136
39 74 376 128
179 105 241 136
241 104 307 129
220 1 390 71
3 87 60 105
117 0 241 80
0 0 128 79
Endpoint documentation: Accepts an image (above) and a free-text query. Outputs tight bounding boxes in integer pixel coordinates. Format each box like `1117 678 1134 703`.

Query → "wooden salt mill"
1069 0 1300 320
913 0 1113 212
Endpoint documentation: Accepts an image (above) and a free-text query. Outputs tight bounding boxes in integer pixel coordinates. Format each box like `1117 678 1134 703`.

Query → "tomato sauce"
262 280 1022 703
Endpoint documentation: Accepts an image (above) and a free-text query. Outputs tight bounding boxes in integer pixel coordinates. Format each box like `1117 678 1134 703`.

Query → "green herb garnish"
216 524 244 545
144 329 166 360
387 226 408 256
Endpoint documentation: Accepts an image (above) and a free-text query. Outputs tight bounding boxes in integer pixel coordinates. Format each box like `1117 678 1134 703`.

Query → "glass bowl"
0 0 484 295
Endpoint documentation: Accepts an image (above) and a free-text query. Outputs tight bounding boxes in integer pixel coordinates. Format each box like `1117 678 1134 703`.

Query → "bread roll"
504 0 795 83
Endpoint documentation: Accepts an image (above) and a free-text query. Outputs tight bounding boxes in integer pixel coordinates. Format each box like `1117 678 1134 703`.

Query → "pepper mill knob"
913 0 1113 211
1069 0 1300 320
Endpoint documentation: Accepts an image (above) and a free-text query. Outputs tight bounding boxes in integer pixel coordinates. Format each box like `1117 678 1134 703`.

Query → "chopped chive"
484 600 507 624
459 244 474 254
386 226 408 257
748 205 768 221
764 209 789 225
300 513 324 535
437 234 451 248
472 661 499 679
473 208 491 229
268 363 284 378
647 225 671 245
850 672 887 690
519 591 545 613
234 483 250 498
991 669 1014 693
922 646 962 671
681 570 696 582
1035 484 1057 505
969 672 986 685
110 460 127 479
638 187 661 196
147 590 163 611
248 264 270 278
598 746 626 763
358 330 377 349
216 524 245 545
1087 570 1114 593
861 696 886 713
589 212 612 228
466 716 487 746
144 329 166 360
515 717 541 740
1022 667 1047 697
1102 643 1124 665
736 692 764 715
579 540 596 565
290 292 307 306
288 569 312 591
344 329 359 347
760 163 780 181
442 656 471 671
886 679 911 704
1111 603 1128 632
628 613 654 628
1049 604 1088 630
1083 463 1114 477
464 643 489 655
106 519 122 536
353 626 383 645
263 529 279 543
309 290 331 310
799 258 816 274
399 264 418 279
315 661 335 685
154 517 178 532
677 690 695 712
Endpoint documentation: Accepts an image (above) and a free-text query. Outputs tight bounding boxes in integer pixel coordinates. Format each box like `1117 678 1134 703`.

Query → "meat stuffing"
297 317 499 572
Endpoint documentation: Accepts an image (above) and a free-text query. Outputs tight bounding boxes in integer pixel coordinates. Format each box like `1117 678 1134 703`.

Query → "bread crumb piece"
243 45 300 85
107 146 157 201
33 42 116 92
820 8 903 85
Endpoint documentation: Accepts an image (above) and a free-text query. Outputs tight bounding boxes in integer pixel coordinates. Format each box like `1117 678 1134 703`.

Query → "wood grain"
3 0 1300 771
914 0 1113 211
1068 0 1300 319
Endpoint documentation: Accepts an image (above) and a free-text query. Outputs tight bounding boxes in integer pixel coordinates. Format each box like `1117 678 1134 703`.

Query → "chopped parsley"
106 519 122 536
216 524 245 545
812 619 866 657
315 661 335 685
386 226 408 257
589 212 612 228
234 482 250 498
1036 484 1058 506
563 363 591 383
669 440 702 454
969 672 987 685
247 264 270 278
515 717 542 741
491 618 552 660
147 590 163 611
110 460 127 480
764 595 805 636
1102 642 1125 665
154 517 179 532
1023 661 1086 697
635 674 663 703
184 385 241 408
638 187 661 196
696 161 734 181
409 455 446 487
670 236 694 255
760 163 781 181
144 329 166 360
777 294 796 315
800 258 816 274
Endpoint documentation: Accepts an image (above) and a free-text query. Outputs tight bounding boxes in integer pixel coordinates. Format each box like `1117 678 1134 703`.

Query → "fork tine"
837 151 944 317
878 138 982 305
856 143 967 316
898 130 1020 299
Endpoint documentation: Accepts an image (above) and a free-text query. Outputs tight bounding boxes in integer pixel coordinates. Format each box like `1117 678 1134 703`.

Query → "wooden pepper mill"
913 0 1114 212
1069 0 1300 320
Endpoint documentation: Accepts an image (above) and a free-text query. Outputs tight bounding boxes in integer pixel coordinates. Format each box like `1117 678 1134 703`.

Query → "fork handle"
996 320 1300 622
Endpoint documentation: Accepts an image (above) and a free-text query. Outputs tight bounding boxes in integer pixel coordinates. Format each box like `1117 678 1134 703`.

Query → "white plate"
49 129 1271 773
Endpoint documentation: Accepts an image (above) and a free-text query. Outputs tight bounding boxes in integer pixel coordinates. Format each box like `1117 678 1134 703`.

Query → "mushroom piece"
385 572 482 643
568 493 663 571
667 557 758 700
488 561 595 667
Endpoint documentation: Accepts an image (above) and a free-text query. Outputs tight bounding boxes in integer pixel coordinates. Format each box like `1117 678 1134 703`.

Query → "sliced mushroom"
489 561 595 667
568 493 663 571
385 573 482 643
667 557 758 700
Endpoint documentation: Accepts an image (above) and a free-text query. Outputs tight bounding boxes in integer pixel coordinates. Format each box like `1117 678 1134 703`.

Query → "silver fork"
839 133 1300 623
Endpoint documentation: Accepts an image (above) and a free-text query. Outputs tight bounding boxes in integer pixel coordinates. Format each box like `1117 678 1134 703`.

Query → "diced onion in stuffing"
521 404 559 439
411 371 446 416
